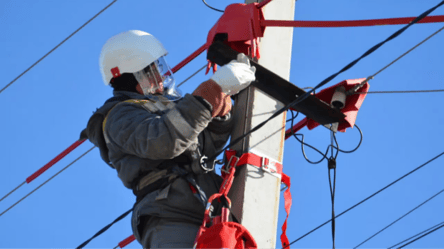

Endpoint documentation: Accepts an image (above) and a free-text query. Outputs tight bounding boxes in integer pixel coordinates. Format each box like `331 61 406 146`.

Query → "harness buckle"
261 157 277 174
222 155 239 174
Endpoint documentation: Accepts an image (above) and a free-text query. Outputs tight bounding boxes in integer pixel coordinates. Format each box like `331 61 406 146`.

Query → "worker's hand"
210 53 256 95
193 80 232 117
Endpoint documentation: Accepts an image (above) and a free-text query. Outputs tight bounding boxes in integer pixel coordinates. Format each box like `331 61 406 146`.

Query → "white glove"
210 53 256 95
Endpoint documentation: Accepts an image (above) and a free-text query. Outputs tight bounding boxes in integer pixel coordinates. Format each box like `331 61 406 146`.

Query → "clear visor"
133 56 182 101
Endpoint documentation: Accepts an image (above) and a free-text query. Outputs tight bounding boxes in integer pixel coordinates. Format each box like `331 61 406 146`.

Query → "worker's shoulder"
107 98 156 117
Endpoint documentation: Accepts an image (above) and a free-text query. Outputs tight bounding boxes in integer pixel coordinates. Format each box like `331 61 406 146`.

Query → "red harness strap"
194 150 292 248
222 150 292 248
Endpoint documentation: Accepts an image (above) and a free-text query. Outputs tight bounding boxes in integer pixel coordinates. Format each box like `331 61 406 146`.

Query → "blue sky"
1 0 444 248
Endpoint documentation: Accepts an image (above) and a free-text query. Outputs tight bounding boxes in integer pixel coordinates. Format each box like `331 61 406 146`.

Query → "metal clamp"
199 155 214 173
221 155 239 174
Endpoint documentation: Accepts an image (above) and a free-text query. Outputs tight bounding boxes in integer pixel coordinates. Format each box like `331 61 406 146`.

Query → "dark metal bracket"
207 41 345 125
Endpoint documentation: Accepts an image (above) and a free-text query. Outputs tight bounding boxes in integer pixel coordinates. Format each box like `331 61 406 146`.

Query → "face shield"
133 56 182 101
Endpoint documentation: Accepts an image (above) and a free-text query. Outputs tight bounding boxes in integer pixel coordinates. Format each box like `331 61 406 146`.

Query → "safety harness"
194 150 292 249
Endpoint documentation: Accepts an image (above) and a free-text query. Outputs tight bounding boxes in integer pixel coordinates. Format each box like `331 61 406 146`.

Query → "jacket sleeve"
104 94 213 160
202 110 234 159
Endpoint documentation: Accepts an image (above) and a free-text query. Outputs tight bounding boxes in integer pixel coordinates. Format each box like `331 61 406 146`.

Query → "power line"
388 220 444 248
0 146 95 217
202 0 224 12
373 25 444 78
354 188 444 248
284 151 444 248
397 223 444 248
0 0 118 95
76 207 133 249
354 89 444 94
307 0 444 98
347 23 444 95
0 139 86 204
176 64 207 88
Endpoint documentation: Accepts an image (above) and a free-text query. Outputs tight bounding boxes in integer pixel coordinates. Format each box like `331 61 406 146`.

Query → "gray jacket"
83 90 233 241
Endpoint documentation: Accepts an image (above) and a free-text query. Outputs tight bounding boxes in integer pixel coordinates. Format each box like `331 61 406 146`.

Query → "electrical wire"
347 23 444 95
335 125 363 154
0 139 86 204
0 181 26 204
327 156 337 249
0 0 118 95
0 146 95 217
207 0 444 164
76 207 133 249
372 25 444 80
287 110 362 164
283 151 444 248
397 223 444 248
353 188 444 248
176 64 207 88
354 89 444 94
388 220 444 248
202 0 224 12
289 109 334 164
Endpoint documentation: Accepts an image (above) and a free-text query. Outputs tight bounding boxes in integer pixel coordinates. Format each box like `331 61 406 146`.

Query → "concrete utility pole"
228 0 296 247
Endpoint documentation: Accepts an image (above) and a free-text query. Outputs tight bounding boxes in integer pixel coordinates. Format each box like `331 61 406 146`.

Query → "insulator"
331 86 346 109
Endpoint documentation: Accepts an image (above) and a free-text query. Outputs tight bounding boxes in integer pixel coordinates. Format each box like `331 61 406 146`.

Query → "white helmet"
100 30 181 100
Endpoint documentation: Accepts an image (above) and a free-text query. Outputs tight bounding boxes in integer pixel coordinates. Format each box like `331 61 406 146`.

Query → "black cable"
397 223 444 248
388 220 444 248
206 0 444 164
0 0 118 95
302 0 444 101
289 109 331 164
288 109 332 164
354 89 444 94
354 188 444 248
328 158 337 249
335 125 363 154
286 110 299 122
283 151 444 248
76 208 133 249
289 110 361 165
293 133 330 164
202 0 224 12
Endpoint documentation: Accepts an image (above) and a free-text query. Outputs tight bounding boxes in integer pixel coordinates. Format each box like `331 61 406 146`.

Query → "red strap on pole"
223 150 292 248
117 235 136 248
261 15 444 28
280 173 292 248
26 139 86 183
224 150 284 175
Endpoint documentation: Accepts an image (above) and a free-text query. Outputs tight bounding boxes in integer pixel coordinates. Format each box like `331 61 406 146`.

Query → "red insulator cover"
307 78 370 132
207 3 265 60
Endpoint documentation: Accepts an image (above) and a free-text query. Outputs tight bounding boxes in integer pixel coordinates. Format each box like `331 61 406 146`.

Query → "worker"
81 30 256 248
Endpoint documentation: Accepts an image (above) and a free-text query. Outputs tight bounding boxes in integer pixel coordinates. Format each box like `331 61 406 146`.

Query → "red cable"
171 43 208 74
117 235 136 248
26 139 86 183
261 15 444 28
